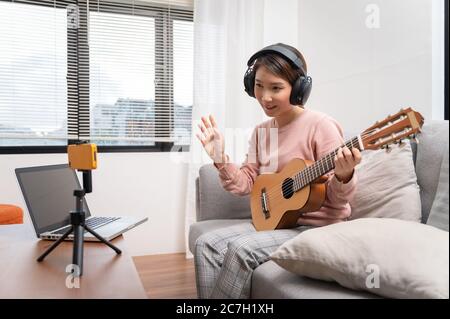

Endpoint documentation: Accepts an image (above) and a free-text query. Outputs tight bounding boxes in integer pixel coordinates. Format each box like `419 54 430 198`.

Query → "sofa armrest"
415 120 449 223
196 164 251 221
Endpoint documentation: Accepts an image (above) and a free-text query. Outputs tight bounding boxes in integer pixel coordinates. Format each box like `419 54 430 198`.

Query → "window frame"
0 0 192 154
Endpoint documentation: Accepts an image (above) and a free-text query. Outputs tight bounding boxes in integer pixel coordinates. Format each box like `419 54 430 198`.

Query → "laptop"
15 164 148 241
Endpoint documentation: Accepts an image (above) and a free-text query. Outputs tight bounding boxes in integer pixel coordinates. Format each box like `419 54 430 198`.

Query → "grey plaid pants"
194 220 310 299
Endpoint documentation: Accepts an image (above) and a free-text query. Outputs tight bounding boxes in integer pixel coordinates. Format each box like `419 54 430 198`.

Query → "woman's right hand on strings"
196 115 226 164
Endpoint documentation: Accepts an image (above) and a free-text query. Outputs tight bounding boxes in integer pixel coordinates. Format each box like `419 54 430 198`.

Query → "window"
0 0 193 152
173 19 194 146
0 0 69 147
89 9 156 146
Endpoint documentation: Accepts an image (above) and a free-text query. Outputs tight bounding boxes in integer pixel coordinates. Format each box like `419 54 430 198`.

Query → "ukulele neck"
293 136 364 191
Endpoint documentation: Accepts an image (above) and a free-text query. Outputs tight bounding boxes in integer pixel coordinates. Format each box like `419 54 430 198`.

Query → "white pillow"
349 142 421 222
271 218 449 299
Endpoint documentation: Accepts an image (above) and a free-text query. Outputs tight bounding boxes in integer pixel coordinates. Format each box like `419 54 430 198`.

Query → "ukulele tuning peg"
398 139 406 148
408 134 419 144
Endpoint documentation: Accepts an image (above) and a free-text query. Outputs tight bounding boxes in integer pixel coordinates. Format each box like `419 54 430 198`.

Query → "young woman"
195 43 362 299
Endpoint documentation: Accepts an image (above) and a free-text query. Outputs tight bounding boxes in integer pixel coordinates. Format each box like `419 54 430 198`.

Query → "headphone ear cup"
290 77 302 105
300 76 312 105
290 75 312 105
244 68 255 97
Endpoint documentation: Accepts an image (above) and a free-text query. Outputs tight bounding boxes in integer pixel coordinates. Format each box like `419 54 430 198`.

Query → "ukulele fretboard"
293 136 363 192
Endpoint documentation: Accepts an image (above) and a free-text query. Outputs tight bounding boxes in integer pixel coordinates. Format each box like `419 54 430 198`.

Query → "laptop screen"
15 164 91 237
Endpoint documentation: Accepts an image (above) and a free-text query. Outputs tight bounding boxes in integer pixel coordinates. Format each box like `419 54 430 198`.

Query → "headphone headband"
243 43 312 106
246 43 307 76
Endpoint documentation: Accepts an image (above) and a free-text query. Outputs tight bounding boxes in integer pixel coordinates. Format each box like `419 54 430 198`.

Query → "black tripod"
37 171 121 276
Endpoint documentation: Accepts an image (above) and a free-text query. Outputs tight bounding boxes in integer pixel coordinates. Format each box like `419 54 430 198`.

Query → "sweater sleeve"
214 127 260 196
298 116 358 225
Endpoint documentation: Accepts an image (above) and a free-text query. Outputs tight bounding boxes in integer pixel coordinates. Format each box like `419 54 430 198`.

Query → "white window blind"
0 0 193 149
0 0 72 146
87 0 194 146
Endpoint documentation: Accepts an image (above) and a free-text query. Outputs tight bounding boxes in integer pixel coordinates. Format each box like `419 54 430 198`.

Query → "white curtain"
184 0 301 257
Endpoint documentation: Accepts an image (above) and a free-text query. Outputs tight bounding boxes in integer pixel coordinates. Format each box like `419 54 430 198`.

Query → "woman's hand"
334 146 362 183
196 115 226 164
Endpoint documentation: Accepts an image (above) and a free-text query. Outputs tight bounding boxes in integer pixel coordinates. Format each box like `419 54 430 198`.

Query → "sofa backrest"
196 120 449 223
414 120 449 223
196 165 251 221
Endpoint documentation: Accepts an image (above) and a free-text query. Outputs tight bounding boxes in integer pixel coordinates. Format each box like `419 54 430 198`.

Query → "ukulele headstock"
361 107 424 151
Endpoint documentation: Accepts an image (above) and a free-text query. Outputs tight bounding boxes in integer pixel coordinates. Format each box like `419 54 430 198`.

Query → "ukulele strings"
260 127 382 203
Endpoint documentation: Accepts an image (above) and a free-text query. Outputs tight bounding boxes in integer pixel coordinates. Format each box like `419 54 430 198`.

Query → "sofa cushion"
270 218 449 299
426 144 449 231
188 219 252 253
415 120 449 222
197 165 251 221
349 142 421 222
252 261 379 299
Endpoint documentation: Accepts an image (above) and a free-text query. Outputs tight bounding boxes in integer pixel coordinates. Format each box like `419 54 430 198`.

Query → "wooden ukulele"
251 107 424 231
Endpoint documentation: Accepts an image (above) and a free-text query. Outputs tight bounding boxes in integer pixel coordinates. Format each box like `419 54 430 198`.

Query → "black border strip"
445 0 449 120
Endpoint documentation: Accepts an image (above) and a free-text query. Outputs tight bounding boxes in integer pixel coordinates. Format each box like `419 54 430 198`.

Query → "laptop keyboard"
52 216 121 235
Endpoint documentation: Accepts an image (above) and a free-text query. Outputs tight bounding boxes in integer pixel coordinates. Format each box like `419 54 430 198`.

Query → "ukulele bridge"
260 187 270 219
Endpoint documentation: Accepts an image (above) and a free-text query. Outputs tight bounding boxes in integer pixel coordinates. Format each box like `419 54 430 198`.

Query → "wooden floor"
133 253 197 299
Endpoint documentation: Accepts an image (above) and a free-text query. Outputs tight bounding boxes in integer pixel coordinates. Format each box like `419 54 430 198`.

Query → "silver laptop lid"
15 164 92 237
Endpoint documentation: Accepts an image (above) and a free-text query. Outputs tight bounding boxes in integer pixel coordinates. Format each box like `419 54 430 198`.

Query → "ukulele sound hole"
282 178 294 199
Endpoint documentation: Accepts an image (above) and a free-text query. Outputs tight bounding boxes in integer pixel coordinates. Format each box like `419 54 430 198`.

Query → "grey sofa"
189 120 449 298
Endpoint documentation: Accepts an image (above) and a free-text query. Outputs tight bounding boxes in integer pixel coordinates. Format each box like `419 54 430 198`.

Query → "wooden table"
0 223 147 298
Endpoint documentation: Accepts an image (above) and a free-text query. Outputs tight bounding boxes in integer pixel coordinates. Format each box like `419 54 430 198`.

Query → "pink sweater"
216 109 358 227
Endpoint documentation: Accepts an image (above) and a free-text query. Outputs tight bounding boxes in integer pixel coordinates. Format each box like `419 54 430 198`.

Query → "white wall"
298 0 440 133
0 153 188 257
263 0 299 46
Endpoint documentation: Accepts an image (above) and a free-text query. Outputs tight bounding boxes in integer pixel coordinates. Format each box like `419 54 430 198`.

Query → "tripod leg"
72 224 84 276
37 227 73 262
84 225 122 254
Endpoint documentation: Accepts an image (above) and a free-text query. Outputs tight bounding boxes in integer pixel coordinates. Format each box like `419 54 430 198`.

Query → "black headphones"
243 43 312 106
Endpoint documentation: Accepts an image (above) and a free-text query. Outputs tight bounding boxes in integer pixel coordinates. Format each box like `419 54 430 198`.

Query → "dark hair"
253 44 307 87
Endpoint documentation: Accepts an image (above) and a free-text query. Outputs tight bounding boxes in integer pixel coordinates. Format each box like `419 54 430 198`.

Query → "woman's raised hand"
196 115 226 164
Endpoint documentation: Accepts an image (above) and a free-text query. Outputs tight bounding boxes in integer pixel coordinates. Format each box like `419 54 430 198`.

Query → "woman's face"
254 65 293 117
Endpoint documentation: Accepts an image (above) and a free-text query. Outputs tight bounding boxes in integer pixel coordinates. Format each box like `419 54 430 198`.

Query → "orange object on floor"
0 204 24 224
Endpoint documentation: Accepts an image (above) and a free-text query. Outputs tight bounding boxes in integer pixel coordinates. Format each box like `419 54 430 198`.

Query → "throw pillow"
349 142 421 222
271 218 449 299
426 145 449 231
